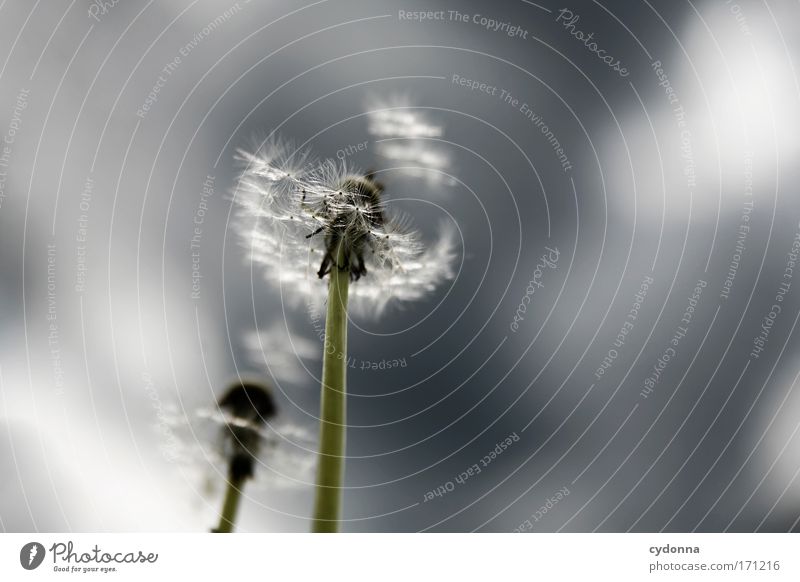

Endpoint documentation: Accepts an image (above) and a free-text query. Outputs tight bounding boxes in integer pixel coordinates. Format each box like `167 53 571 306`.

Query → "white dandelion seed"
366 96 456 188
244 322 319 385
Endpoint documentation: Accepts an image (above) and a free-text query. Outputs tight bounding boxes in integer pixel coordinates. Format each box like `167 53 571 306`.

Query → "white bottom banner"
0 533 796 580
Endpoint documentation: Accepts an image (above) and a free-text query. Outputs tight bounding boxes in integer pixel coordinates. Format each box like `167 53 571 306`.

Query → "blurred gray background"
1 0 799 532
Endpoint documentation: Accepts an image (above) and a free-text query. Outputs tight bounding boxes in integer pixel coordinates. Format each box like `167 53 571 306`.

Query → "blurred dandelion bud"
212 380 276 533
218 382 276 481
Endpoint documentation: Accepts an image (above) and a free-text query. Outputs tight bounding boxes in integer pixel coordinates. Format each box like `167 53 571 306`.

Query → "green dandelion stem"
214 475 245 533
312 242 349 533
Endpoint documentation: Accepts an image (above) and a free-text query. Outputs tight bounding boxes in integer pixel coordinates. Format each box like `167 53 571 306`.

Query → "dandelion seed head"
233 135 457 316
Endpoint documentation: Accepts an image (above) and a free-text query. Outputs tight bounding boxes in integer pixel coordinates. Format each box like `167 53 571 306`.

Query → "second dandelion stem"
312 242 350 533
215 475 244 533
